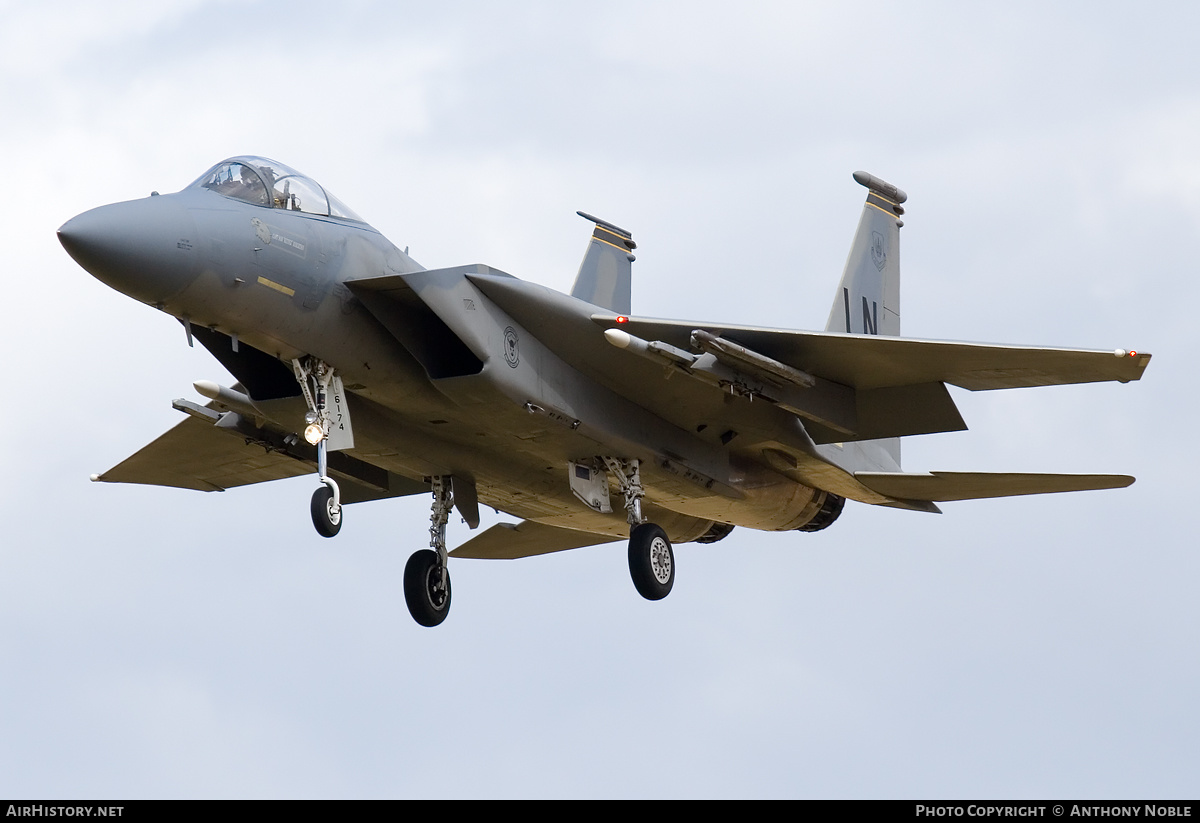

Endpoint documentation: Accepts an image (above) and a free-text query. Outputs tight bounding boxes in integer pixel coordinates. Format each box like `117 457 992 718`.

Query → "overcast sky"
1 0 1196 799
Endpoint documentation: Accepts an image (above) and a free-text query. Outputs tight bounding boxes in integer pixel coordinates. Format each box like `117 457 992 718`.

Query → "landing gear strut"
294 357 342 538
604 457 675 600
404 476 454 627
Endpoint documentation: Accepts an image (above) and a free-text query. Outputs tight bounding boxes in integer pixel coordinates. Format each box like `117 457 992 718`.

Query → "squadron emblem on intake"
503 326 520 368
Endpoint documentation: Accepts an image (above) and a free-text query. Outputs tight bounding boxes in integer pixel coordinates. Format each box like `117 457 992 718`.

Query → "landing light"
303 411 325 445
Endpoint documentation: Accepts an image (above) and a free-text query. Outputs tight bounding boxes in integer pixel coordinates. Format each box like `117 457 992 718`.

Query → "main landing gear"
604 458 675 600
404 475 454 627
290 357 453 626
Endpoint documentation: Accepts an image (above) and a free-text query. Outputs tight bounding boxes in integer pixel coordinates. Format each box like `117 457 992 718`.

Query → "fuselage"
59 157 860 541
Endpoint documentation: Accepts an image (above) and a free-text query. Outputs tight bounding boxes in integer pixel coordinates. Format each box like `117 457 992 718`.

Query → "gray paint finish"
58 160 1151 601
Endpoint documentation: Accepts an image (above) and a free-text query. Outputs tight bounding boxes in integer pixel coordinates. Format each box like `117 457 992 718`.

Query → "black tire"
404 549 452 627
628 523 674 601
310 486 342 538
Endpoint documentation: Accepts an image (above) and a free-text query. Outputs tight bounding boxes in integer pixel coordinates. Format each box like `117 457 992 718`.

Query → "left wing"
96 410 310 492
94 398 427 504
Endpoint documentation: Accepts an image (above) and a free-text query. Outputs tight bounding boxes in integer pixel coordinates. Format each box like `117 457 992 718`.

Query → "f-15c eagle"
58 159 1150 627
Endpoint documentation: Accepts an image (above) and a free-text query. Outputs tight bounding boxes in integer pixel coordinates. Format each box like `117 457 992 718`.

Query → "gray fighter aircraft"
58 158 1150 627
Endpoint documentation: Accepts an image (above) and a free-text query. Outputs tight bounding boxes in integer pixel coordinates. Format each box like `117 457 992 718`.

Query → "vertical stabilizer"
827 172 907 468
825 171 905 336
571 211 636 315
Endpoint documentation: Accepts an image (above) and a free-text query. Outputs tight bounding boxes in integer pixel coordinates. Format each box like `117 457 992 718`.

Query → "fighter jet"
58 157 1150 627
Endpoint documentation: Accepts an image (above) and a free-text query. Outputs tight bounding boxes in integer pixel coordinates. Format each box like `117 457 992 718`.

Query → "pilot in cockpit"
233 164 269 206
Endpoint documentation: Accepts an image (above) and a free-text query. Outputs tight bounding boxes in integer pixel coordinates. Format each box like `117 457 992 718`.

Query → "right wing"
458 271 1149 444
591 316 1150 443
595 316 1151 392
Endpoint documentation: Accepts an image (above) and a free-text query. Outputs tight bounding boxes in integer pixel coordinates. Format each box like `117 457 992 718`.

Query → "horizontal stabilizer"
450 520 620 559
855 471 1134 502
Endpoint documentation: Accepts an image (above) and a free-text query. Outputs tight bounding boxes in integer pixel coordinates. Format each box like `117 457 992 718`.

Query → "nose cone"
58 195 199 304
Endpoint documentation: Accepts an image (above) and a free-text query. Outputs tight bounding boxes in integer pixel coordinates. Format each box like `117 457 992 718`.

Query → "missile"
193 380 261 419
689 329 817 390
603 328 696 367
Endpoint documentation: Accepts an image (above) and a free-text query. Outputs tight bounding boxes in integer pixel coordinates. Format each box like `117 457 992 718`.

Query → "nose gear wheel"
310 486 341 537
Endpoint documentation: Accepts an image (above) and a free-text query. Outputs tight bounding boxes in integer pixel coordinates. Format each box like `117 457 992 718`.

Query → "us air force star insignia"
503 326 520 368
870 230 886 271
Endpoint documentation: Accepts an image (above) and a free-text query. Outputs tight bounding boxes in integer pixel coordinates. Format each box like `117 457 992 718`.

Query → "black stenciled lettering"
861 295 878 335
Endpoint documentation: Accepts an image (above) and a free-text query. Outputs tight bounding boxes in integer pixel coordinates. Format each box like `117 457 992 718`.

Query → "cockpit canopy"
190 156 364 222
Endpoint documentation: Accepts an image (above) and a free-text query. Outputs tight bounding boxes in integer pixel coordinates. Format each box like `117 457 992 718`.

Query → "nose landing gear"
293 357 349 539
